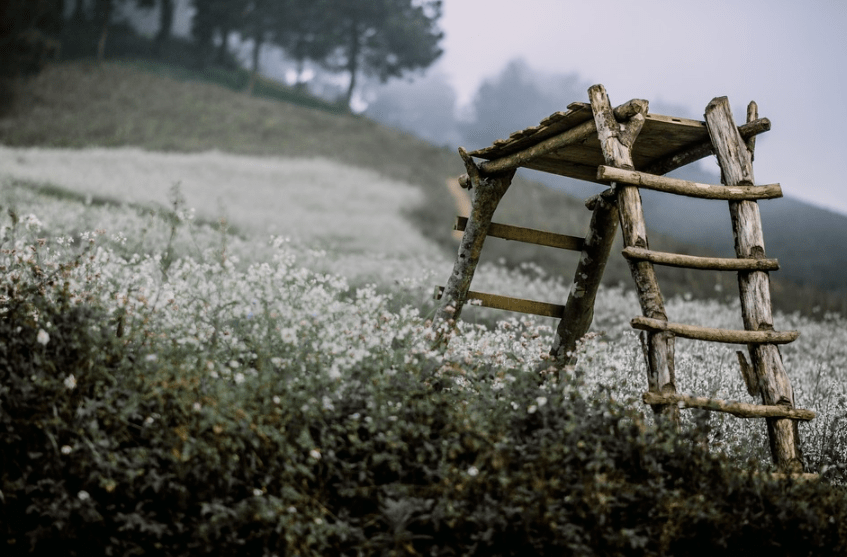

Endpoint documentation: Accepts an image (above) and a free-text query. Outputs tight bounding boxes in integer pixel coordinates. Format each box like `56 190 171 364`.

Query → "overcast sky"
435 0 847 216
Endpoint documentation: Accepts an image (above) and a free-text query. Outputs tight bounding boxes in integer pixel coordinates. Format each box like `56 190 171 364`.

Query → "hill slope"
1 61 842 314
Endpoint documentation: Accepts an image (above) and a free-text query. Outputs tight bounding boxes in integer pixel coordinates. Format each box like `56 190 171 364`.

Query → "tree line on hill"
0 0 444 108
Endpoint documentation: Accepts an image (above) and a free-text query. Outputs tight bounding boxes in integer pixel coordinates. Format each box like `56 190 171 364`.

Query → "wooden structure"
433 85 811 471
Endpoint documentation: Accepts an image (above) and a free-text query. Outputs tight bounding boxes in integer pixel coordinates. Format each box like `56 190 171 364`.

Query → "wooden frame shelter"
433 85 811 472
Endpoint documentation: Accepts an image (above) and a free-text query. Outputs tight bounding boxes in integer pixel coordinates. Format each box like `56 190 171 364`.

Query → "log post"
704 97 804 472
549 192 619 365
433 147 515 329
588 84 678 423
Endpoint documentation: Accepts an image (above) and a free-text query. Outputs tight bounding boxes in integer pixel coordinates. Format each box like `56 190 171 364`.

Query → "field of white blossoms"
1 148 845 476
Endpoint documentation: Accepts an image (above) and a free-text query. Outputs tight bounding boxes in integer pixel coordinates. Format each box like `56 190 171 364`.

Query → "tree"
320 0 443 108
136 0 177 57
0 0 63 79
272 0 334 89
191 0 244 68
459 58 585 150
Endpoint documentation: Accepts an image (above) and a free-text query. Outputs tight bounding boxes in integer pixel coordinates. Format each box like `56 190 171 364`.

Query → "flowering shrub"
2 181 847 554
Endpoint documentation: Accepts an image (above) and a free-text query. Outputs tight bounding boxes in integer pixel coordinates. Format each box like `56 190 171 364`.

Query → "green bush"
2 271 846 556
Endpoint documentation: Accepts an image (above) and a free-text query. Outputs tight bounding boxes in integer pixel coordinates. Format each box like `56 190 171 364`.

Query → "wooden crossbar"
597 166 783 200
631 316 799 345
622 247 780 271
642 392 815 421
434 286 564 318
454 217 584 251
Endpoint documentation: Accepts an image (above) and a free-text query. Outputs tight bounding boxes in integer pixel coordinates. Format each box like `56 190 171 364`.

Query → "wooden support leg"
588 84 679 423
434 148 515 328
704 97 804 472
549 192 619 365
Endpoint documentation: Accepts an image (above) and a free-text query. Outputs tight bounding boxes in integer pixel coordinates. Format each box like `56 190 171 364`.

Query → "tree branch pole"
588 84 678 423
704 97 804 472
433 148 515 332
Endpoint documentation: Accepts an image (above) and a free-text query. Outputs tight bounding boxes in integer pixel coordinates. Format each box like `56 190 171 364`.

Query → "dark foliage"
2 277 846 555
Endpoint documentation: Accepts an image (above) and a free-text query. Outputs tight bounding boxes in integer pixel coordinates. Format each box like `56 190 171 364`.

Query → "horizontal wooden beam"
434 286 564 318
597 166 783 200
622 246 780 271
642 392 815 421
643 117 772 176
631 316 799 345
454 216 584 251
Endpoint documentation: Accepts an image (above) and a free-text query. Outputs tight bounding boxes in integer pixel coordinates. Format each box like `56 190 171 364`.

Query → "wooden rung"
454 217 584 251
596 166 783 200
434 286 564 318
642 392 815 421
631 316 799 345
622 247 780 271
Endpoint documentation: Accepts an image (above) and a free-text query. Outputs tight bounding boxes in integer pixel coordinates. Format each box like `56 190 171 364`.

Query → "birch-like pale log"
588 84 678 422
631 316 799 344
597 166 783 200
642 392 815 421
705 96 805 472
622 246 779 271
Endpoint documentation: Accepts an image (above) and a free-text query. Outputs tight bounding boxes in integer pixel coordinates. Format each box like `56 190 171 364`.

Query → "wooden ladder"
589 86 812 472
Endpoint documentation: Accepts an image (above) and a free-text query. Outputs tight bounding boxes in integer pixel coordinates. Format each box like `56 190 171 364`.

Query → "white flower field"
1 146 845 475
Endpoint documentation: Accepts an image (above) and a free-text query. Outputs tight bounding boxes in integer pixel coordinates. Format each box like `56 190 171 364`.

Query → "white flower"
36 329 50 346
253 488 264 497
60 445 72 455
287 506 297 514
280 327 298 344
527 405 537 414
309 449 321 460
145 354 158 362
536 396 548 407
272 395 281 405
467 466 479 477
63 374 77 391
234 372 245 384
193 402 202 412
77 490 90 501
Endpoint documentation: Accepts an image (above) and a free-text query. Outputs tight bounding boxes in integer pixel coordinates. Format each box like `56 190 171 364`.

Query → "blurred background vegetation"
1 0 845 317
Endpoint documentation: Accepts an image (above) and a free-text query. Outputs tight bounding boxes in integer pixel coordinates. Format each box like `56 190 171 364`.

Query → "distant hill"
1 60 843 315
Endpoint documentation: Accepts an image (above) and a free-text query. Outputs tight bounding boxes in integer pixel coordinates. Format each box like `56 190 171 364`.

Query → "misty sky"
435 0 847 216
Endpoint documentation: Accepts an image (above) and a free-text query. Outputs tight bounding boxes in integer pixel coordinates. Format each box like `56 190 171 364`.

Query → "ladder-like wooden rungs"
622 246 779 271
434 286 564 318
454 216 584 252
597 165 783 200
642 392 815 421
631 316 799 345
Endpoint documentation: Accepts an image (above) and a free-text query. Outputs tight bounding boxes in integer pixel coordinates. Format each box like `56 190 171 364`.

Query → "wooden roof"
467 102 712 183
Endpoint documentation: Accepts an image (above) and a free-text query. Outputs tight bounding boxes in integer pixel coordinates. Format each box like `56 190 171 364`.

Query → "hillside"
0 60 842 314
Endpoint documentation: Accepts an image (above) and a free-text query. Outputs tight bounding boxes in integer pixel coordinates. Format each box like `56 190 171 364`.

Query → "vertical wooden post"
434 148 516 327
589 85 678 423
549 193 619 365
704 97 804 472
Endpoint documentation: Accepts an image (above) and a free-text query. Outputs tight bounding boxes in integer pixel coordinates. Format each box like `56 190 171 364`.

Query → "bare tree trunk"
154 0 174 58
95 0 112 63
344 21 360 109
246 32 262 95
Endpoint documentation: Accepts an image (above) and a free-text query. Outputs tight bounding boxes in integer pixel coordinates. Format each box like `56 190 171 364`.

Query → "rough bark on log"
453 216 584 251
622 246 779 271
631 316 799 344
642 392 815 421
549 195 619 364
705 96 805 472
588 84 678 422
597 166 783 200
434 148 515 327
